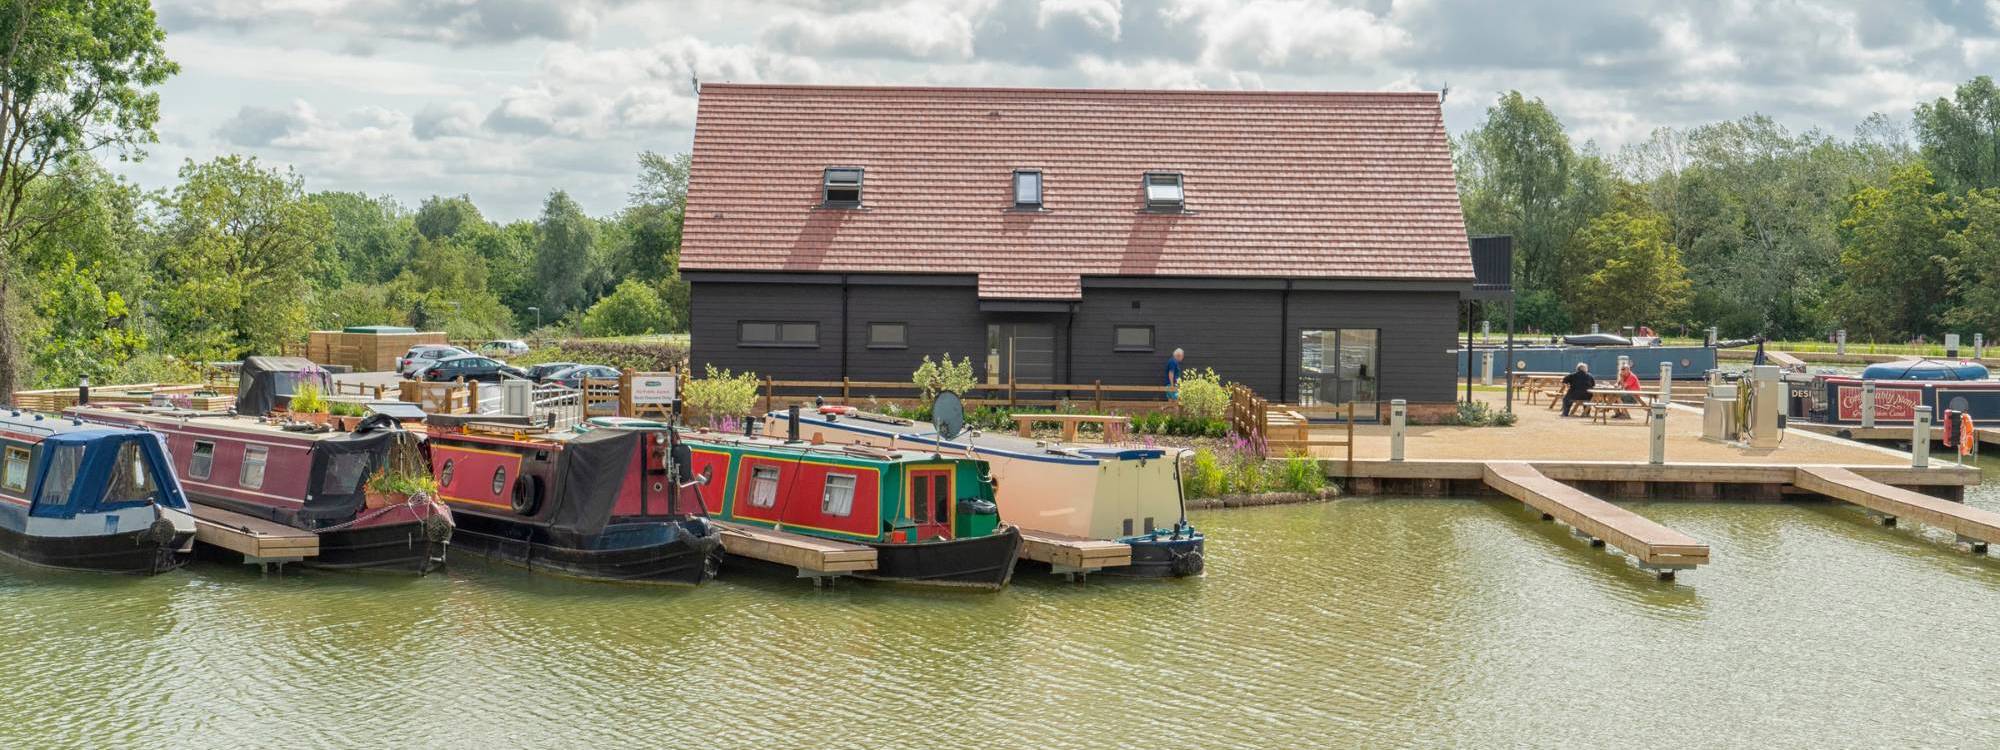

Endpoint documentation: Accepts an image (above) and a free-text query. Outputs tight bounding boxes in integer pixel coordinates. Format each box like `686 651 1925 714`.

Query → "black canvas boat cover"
300 423 422 524
235 356 331 417
544 427 638 542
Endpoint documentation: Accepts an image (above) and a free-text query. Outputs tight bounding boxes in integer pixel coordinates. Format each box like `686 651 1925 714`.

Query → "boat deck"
192 504 319 565
1018 528 1132 575
714 520 876 584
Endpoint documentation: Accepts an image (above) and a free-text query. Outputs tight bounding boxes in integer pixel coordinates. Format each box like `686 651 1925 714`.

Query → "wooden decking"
1481 462 1711 576
1793 467 1998 554
1018 528 1131 575
714 520 877 582
191 504 319 562
1791 421 2000 451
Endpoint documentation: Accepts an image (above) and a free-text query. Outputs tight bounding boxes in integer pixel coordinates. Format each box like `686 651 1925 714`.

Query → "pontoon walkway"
1018 528 1131 577
714 520 876 585
191 504 319 571
1481 461 1711 578
1793 466 1997 554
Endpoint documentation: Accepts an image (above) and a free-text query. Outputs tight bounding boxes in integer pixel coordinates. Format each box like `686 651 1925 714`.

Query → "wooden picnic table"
1584 389 1659 424
1517 375 1567 405
1013 413 1131 443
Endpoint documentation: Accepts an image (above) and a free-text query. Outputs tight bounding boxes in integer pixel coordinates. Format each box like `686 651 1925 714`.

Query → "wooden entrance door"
988 321 1058 392
909 469 953 540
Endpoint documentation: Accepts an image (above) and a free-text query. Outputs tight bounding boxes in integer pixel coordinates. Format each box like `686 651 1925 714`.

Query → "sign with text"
631 373 678 405
1835 385 1924 422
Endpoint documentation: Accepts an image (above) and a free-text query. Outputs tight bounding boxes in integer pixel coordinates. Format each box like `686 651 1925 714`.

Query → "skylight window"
823 167 864 207
1013 169 1042 208
1145 172 1184 211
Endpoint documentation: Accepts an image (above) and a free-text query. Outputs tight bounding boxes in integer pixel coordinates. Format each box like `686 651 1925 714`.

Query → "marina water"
4 463 1998 748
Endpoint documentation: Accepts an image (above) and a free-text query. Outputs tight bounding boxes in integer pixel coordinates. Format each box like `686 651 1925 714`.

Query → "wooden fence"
755 378 1179 415
1227 384 1355 467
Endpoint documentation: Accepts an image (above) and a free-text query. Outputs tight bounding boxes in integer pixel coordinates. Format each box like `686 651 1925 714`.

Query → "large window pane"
103 440 161 506
240 446 269 490
822 473 856 517
189 442 215 480
36 445 85 508
2 446 28 493
1297 329 1377 407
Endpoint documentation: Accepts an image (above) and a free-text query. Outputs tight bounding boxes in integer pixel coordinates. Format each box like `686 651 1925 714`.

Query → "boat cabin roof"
680 426 969 466
0 409 131 441
766 409 1165 465
66 405 365 442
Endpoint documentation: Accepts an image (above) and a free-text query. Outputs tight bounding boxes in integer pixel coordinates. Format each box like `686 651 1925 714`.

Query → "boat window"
822 473 856 517
321 452 372 496
2 446 27 493
491 466 508 496
440 458 455 487
35 444 85 508
189 441 215 480
102 440 161 506
932 473 950 524
911 475 931 522
240 445 269 490
750 465 780 508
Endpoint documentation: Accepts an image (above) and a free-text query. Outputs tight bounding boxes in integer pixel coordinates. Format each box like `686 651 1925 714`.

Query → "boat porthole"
440 459 455 486
1516 360 1527 369
652 481 665 492
491 467 508 496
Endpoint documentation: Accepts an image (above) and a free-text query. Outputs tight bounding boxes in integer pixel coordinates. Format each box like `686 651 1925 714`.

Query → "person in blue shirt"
1164 348 1185 400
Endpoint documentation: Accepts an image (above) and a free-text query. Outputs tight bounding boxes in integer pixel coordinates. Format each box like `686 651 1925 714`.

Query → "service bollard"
1481 352 1494 386
1390 399 1407 462
1912 406 1932 469
1658 362 1673 402
1862 380 1877 429
1836 329 1847 356
1650 401 1668 465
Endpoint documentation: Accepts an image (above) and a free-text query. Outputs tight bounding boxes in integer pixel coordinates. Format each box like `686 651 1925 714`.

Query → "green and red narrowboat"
675 428 1022 590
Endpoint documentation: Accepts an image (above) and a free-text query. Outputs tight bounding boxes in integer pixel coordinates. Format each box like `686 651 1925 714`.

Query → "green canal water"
5 466 1999 749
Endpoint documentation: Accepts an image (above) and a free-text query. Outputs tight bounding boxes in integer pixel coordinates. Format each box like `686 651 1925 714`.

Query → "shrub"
288 382 329 414
1176 367 1228 420
1444 401 1517 427
1276 453 1326 493
328 401 367 417
512 339 688 372
580 279 677 337
1183 448 1224 499
103 353 208 387
912 353 977 402
685 364 761 423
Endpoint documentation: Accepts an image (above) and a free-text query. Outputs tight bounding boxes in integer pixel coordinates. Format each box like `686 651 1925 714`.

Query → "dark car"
422 355 528 383
525 361 582 382
546 364 621 390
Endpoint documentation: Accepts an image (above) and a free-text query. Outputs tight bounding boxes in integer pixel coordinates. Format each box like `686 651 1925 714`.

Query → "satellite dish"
931 391 965 441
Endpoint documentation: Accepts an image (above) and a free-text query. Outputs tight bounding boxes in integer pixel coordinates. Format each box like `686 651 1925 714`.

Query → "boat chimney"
786 404 801 443
77 376 90 406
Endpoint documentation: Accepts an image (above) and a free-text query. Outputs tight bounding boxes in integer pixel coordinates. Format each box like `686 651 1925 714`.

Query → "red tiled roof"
681 84 1473 300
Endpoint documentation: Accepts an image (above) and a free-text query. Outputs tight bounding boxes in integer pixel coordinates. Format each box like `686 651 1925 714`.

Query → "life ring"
510 474 545 516
1960 412 1978 457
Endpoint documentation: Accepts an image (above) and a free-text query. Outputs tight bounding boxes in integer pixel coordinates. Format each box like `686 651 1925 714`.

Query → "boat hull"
308 519 451 576
0 524 193 575
852 525 1023 590
1102 535 1205 578
447 512 722 585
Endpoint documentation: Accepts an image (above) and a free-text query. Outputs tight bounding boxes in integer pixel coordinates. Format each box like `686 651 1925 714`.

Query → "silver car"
398 345 470 377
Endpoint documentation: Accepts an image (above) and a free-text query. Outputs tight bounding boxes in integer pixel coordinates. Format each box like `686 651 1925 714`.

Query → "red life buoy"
1961 412 1978 457
1942 410 1958 449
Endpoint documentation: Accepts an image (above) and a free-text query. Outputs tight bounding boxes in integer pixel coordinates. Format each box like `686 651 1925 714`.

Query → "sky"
140 0 2000 221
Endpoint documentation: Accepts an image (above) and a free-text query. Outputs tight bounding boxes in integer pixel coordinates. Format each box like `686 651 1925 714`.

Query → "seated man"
1560 363 1595 417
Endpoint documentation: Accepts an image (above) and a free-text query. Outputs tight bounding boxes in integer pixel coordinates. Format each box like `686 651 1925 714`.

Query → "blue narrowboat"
0 410 196 574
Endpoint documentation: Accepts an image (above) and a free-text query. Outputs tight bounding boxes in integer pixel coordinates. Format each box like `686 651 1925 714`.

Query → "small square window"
240 445 268 490
1144 172 1184 211
2 446 28 493
824 167 864 207
1013 170 1042 208
189 442 214 481
740 322 777 345
822 473 857 517
750 465 779 509
1114 325 1154 352
868 322 908 349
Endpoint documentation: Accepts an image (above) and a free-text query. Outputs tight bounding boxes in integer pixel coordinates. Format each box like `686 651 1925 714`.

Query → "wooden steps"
1019 528 1131 574
1793 466 1998 553
715 520 877 580
1481 462 1711 575
191 504 319 562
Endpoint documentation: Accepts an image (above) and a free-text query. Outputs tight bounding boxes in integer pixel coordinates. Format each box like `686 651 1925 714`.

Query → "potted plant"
365 466 439 510
288 382 331 425
328 400 368 431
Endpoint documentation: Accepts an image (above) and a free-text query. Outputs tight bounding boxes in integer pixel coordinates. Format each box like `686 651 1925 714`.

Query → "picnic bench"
1510 372 1568 405
1013 413 1131 442
1584 390 1659 424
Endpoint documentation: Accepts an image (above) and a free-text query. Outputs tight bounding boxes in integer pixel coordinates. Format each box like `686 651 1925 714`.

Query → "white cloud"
760 1 985 60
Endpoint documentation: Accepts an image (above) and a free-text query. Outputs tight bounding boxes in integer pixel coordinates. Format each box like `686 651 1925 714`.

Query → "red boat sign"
1835 385 1925 422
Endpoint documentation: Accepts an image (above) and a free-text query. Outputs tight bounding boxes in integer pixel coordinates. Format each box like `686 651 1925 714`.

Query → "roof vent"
1144 172 1183 212
823 167 863 208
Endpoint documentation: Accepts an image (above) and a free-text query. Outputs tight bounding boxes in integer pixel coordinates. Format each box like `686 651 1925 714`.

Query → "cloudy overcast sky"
144 0 1996 220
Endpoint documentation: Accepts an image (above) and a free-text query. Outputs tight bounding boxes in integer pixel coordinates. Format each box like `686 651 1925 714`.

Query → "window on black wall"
740 321 819 347
868 322 908 349
1114 325 1154 352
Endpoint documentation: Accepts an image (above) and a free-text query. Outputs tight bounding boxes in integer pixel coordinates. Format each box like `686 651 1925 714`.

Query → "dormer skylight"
823 167 864 207
1013 169 1042 208
1144 172 1183 211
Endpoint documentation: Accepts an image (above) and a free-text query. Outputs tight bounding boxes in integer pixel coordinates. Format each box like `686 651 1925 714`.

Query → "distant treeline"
1455 76 2000 345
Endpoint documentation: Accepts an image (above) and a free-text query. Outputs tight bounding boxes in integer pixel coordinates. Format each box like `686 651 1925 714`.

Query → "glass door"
1298 329 1378 415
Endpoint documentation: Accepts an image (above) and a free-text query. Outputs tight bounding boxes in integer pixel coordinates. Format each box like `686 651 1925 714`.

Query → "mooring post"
1658 361 1672 402
1978 333 1986 360
1861 380 1877 429
1912 406 1932 469
1836 329 1847 356
1650 401 1668 465
1390 399 1406 462
1481 351 1494 386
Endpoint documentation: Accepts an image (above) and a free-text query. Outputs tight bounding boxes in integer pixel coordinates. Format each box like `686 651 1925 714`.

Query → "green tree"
1456 91 1608 329
533 189 596 318
413 194 484 241
1913 75 2000 191
1942 188 2000 337
1565 208 1691 329
153 155 331 360
28 255 143 387
309 191 411 285
0 0 177 394
579 278 674 337
613 151 692 327
385 236 512 338
1833 163 1954 340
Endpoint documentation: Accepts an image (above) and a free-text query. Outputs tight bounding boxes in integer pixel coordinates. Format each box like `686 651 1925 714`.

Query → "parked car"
544 365 621 390
399 344 470 377
479 339 530 357
524 362 582 382
422 356 528 383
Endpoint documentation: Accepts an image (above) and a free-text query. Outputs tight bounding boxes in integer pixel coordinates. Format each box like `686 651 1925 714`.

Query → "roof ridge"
699 82 1441 101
